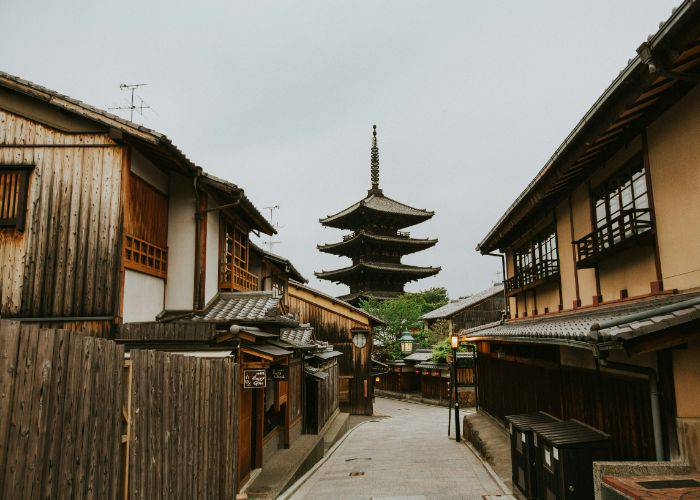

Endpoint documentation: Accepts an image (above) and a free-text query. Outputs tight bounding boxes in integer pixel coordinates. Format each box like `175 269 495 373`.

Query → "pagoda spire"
370 124 381 194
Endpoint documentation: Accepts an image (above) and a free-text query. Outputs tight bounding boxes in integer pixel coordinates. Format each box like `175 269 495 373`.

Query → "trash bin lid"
506 411 559 432
531 419 610 448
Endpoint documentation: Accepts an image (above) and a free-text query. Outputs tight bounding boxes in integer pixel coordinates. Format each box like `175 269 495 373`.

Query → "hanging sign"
243 369 266 389
271 366 288 381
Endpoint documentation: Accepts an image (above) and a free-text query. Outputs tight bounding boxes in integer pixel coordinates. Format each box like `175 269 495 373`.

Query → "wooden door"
238 388 254 485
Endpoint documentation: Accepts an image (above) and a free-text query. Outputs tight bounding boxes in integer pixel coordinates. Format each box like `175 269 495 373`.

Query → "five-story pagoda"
316 125 440 305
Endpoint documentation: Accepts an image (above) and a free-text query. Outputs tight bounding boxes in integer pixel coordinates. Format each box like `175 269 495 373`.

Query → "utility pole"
109 83 150 122
263 205 281 253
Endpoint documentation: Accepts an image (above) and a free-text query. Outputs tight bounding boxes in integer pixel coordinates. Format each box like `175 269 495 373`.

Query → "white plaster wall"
123 269 165 322
130 148 169 193
164 172 196 311
204 199 219 304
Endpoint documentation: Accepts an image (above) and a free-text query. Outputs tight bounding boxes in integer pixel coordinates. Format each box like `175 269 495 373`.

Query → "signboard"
271 366 288 381
243 369 266 389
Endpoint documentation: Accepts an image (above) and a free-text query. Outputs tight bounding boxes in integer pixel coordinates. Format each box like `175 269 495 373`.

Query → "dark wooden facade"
305 359 340 434
287 281 381 415
476 344 655 461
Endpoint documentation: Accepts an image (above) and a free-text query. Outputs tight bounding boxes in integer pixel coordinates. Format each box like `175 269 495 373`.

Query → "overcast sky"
2 0 679 299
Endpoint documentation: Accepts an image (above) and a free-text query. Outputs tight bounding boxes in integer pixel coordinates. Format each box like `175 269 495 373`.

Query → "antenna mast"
263 205 282 253
109 83 150 122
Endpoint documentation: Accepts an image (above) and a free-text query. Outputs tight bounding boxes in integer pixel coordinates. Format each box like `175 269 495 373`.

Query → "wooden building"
377 350 475 405
316 125 440 305
464 0 700 470
420 284 505 333
0 71 277 335
287 280 385 415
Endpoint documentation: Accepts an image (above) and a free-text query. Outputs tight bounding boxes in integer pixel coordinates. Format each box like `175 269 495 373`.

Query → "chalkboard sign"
243 369 266 389
271 366 288 381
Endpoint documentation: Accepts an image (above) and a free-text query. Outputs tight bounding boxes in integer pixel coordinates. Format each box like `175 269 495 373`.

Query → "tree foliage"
359 288 449 360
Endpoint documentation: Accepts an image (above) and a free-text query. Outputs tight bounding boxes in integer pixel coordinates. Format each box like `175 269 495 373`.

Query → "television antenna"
109 83 150 122
263 205 282 253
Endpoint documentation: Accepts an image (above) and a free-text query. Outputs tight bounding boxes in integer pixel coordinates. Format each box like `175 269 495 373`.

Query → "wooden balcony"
575 209 653 269
504 260 559 296
219 263 260 292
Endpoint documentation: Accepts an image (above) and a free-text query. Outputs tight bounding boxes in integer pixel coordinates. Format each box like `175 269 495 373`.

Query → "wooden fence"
0 322 125 499
0 321 239 499
128 349 238 499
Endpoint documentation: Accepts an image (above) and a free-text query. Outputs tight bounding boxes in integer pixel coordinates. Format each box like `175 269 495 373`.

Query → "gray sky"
2 0 678 299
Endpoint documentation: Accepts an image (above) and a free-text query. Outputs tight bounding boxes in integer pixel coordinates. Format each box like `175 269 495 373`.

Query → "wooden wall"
287 288 374 415
0 322 125 499
123 171 168 247
118 321 216 341
128 349 238 499
0 110 123 321
477 352 655 460
306 360 339 434
451 295 505 332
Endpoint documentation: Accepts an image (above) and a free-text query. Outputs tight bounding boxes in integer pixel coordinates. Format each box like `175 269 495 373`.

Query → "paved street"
287 398 513 499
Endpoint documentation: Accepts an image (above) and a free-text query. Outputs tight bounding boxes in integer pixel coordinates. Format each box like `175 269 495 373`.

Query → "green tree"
359 288 449 360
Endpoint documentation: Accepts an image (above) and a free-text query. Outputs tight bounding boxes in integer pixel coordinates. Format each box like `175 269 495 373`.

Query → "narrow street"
287 398 513 499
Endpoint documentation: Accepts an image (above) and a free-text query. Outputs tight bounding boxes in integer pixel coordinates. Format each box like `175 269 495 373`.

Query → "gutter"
596 358 664 461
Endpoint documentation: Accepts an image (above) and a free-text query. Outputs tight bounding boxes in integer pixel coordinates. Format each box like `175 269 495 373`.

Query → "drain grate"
345 457 372 462
349 471 365 477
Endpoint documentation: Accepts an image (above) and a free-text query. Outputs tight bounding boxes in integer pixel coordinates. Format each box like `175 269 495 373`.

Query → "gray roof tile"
461 292 700 343
421 284 504 320
194 292 293 323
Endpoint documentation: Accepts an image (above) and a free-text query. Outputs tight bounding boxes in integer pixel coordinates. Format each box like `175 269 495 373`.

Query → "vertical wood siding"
0 110 123 319
477 353 655 460
287 294 374 415
128 349 238 499
0 322 125 499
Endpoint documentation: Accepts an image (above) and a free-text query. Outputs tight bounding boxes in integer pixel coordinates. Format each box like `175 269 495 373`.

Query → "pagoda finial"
370 124 380 192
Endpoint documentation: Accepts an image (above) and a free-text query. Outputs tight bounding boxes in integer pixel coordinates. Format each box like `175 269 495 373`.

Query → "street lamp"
450 332 461 442
399 330 415 355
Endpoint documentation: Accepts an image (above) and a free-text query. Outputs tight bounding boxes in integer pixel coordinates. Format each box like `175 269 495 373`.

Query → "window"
513 230 558 280
220 220 259 291
593 161 650 247
0 166 32 230
123 234 168 278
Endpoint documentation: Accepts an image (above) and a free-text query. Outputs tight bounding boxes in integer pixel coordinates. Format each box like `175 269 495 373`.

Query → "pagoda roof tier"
319 191 434 230
318 230 437 257
338 290 403 303
315 261 440 284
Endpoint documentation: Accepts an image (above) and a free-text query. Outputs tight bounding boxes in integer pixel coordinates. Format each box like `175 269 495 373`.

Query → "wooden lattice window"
220 221 259 291
0 166 32 230
123 234 168 278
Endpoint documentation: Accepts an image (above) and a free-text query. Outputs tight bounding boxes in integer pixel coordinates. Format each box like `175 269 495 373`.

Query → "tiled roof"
321 193 434 226
280 324 314 347
338 290 403 303
318 231 437 254
194 292 296 324
416 361 449 371
315 261 440 280
288 280 386 325
460 292 700 344
249 242 307 283
403 349 433 363
421 284 504 320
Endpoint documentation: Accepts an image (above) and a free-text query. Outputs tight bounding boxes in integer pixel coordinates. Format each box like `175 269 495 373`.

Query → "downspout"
484 251 509 319
589 331 664 460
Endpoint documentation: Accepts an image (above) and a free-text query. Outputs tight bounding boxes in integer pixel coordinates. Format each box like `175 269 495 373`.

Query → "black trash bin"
531 419 611 500
505 412 559 499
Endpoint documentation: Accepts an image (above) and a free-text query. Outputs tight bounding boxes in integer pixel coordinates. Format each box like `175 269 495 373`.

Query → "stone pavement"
285 398 515 499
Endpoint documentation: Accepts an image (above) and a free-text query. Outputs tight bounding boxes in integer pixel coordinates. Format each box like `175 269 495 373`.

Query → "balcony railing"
219 263 260 292
575 209 653 268
504 259 559 296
